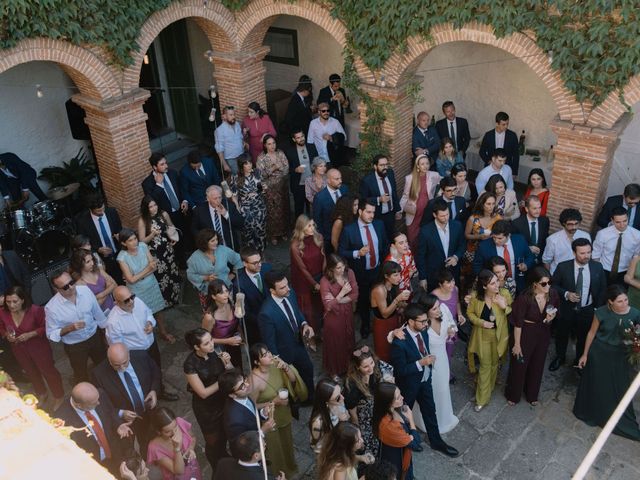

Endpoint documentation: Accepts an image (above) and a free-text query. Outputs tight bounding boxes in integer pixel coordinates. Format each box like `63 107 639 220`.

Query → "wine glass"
517 257 525 277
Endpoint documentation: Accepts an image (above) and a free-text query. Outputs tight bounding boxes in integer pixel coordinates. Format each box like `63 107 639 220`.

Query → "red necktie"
364 225 376 268
85 411 112 459
416 333 427 356
502 245 512 278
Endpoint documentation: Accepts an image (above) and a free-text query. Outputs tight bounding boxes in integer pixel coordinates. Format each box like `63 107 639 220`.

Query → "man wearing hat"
317 74 349 127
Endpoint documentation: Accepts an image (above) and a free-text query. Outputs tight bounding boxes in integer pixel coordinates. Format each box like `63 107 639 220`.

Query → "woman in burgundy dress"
201 279 242 369
0 286 64 409
242 101 276 164
320 254 359 377
290 215 326 333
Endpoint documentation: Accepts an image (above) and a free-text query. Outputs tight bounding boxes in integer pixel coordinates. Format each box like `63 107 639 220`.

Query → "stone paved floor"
41 242 640 480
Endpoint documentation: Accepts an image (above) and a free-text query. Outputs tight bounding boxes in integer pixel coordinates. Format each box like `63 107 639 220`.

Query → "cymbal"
48 183 80 201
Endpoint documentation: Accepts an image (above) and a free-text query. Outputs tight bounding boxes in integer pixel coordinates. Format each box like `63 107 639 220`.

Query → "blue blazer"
411 126 440 159
312 185 349 240
338 219 389 278
141 169 184 214
390 327 432 400
416 220 465 287
258 291 306 363
237 265 272 345
223 397 260 441
473 233 535 292
179 156 221 207
359 170 400 217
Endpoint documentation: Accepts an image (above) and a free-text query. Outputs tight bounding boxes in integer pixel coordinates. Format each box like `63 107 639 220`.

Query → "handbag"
166 225 180 242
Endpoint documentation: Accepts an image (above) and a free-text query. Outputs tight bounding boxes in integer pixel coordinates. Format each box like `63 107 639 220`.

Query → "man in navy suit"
390 304 459 457
55 382 133 476
420 176 467 227
191 185 244 249
359 154 401 239
283 128 319 218
549 238 606 371
0 152 47 205
237 247 272 346
339 198 389 338
596 183 640 230
412 111 440 160
417 199 465 291
284 83 313 136
180 149 221 208
511 195 550 264
317 73 349 127
479 111 520 176
313 168 348 252
220 370 276 442
473 220 535 292
214 431 280 480
258 271 315 396
435 101 471 157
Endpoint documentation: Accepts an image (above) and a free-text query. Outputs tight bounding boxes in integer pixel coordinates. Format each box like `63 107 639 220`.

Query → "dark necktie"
282 299 299 333
381 177 392 210
416 333 427 356
448 201 455 219
449 121 456 145
576 267 584 307
611 232 623 274
530 221 537 245
163 176 180 211
364 225 376 268
98 216 115 252
123 371 145 415
255 274 263 293
333 189 340 202
85 411 112 459
213 210 224 244
197 168 205 179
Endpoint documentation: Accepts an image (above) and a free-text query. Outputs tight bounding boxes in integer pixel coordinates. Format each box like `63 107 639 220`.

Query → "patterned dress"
146 215 181 307
230 172 267 252
384 251 416 292
257 150 290 239
462 214 502 277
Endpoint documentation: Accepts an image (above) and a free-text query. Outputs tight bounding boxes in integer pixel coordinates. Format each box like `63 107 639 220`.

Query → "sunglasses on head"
353 345 370 357
58 280 75 291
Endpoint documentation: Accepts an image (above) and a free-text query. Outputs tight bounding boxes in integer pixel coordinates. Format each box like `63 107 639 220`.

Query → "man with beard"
542 209 591 274
307 102 346 163
284 128 319 218
214 106 246 175
359 154 400 239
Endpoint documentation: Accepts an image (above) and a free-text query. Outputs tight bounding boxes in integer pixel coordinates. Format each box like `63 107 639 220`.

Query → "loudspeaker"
30 258 70 306
65 98 91 141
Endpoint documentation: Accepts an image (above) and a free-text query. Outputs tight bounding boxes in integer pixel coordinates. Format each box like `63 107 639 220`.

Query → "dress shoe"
449 376 457 385
432 443 459 458
548 357 565 372
160 391 179 401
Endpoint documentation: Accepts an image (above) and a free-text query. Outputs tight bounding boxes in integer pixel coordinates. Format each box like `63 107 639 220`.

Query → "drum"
32 200 59 223
10 209 31 230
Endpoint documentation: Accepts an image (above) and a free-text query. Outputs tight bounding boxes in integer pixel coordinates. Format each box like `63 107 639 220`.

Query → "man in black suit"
0 152 47 205
284 82 313 136
91 343 161 455
55 382 133 476
511 195 550 264
420 176 467 226
283 128 319 218
317 73 349 127
435 101 471 158
596 183 640 230
313 168 348 253
191 185 244 250
359 154 401 239
180 148 221 209
412 111 440 160
479 111 520 176
74 192 123 283
220 370 276 442
549 238 606 371
214 430 285 480
237 247 271 346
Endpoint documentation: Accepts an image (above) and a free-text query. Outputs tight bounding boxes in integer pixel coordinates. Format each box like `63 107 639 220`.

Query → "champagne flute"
517 257 525 277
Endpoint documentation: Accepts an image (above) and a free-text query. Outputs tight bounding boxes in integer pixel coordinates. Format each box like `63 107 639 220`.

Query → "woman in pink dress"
202 279 242 369
147 407 202 480
399 154 441 251
320 254 359 377
242 101 276 165
291 214 326 333
0 286 64 409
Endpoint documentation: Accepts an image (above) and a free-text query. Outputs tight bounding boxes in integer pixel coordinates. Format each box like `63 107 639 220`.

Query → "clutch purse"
166 225 180 242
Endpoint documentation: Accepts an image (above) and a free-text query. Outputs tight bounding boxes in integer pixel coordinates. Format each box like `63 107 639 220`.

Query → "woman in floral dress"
256 134 290 245
138 195 181 307
230 156 267 252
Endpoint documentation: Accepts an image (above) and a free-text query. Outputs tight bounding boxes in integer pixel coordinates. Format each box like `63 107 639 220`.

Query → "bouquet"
622 323 640 367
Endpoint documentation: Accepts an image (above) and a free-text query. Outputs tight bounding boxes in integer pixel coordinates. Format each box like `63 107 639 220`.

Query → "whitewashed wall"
186 19 215 98
607 102 640 196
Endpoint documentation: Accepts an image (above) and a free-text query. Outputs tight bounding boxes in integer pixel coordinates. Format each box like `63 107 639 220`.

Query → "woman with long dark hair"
484 174 520 221
317 422 365 480
256 134 290 245
201 279 242 369
462 192 501 279
330 195 358 252
242 101 277 164
309 378 350 455
230 155 267 252
522 168 550 216
69 248 116 312
451 163 477 210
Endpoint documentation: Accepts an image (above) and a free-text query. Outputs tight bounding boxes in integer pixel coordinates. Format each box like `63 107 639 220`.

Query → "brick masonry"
0 2 636 228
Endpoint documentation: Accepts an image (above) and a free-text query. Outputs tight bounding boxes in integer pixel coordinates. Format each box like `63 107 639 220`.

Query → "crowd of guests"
1 81 640 480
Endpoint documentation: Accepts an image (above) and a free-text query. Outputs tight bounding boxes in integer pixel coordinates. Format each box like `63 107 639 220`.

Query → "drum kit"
2 183 79 269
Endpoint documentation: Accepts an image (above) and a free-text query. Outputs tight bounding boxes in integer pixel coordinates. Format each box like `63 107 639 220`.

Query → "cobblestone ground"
41 242 640 480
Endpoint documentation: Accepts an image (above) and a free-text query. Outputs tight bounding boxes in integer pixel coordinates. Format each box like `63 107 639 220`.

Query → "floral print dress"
257 150 290 239
147 215 181 307
230 172 267 252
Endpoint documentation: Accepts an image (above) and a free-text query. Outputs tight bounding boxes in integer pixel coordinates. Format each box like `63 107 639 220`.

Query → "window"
264 27 299 66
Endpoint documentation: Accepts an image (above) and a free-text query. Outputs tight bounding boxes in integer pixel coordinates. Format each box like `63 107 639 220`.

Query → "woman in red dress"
0 286 64 409
320 254 359 377
242 101 277 165
521 168 550 216
290 215 326 333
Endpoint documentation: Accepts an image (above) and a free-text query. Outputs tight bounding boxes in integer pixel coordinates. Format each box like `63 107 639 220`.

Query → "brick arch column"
586 74 640 129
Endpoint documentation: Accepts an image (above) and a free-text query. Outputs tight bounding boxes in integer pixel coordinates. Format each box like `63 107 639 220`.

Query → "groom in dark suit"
549 238 606 371
258 271 315 396
390 304 459 457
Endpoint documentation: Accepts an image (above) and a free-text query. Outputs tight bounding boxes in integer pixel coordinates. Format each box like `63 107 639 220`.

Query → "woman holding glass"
462 192 501 279
505 266 559 406
202 278 243 369
484 174 520 221
230 155 267 252
256 134 290 245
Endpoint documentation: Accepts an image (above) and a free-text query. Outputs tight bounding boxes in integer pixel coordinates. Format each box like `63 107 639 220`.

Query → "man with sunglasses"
307 102 346 162
45 270 107 384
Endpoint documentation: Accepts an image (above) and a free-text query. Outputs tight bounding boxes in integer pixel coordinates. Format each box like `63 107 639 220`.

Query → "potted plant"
38 147 97 196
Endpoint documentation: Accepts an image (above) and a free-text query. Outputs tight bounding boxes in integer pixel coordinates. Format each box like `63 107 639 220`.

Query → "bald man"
312 168 349 252
91 343 160 455
55 382 132 474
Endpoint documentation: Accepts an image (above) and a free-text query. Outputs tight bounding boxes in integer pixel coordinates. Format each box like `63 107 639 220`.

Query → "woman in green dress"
249 343 308 477
574 285 640 440
624 254 640 309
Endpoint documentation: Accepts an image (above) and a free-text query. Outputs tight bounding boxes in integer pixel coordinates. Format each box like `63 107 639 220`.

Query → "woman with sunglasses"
505 266 558 406
309 378 350 456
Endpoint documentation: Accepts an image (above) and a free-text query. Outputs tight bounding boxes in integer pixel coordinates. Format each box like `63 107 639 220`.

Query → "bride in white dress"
412 297 459 434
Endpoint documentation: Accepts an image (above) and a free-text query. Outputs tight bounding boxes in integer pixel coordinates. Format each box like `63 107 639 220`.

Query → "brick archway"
0 38 120 101
379 22 585 125
122 0 238 92
587 74 640 129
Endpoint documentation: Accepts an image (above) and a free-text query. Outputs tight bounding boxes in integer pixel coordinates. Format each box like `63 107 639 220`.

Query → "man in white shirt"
307 102 346 161
542 208 591 274
215 106 247 175
106 286 155 352
475 148 514 193
592 206 640 286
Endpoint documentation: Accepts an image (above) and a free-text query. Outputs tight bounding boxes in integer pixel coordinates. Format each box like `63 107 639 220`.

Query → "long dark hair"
345 342 382 399
474 269 497 299
248 101 265 118
485 174 507 195
317 422 360 480
309 379 340 446
150 406 176 434
69 248 97 279
140 194 162 234
372 382 398 437
205 279 231 315
331 195 357 224
525 265 552 299
472 192 497 216
3 285 32 312
527 168 547 188
376 260 402 287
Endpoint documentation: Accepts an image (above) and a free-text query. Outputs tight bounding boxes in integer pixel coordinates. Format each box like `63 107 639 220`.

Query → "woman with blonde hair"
399 154 441 251
290 214 326 332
